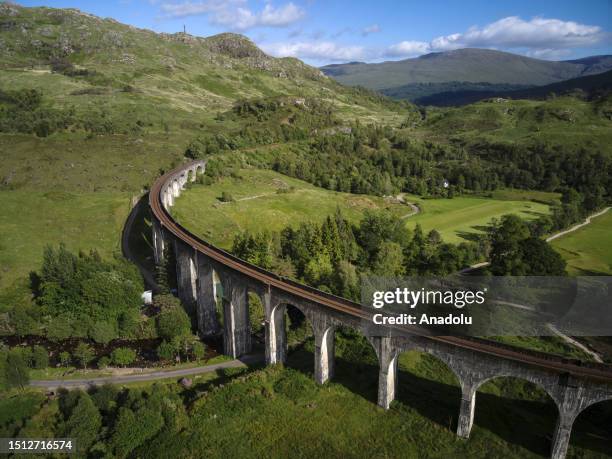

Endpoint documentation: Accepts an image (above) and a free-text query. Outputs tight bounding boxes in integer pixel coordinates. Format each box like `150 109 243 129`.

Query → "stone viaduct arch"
149 160 612 458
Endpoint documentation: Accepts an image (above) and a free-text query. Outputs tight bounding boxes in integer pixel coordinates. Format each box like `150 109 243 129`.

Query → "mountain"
0 3 406 127
415 69 612 106
321 48 612 102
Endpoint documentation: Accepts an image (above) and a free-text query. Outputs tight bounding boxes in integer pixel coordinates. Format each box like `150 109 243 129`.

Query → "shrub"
156 341 176 361
59 351 71 367
74 343 95 369
111 348 136 367
97 356 110 369
220 191 235 202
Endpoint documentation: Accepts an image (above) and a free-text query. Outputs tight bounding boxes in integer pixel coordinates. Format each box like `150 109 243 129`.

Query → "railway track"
150 161 612 383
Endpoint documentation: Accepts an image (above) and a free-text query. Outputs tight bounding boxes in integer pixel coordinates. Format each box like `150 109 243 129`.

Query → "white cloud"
362 24 381 36
159 0 305 30
262 41 367 62
385 16 607 60
386 40 429 57
429 16 605 51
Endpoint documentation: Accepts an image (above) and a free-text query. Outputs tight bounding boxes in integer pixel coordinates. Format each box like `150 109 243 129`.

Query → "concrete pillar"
314 324 335 384
457 383 477 438
551 413 575 459
175 241 197 311
152 219 165 265
265 297 286 365
166 188 174 207
376 337 397 409
222 278 252 358
195 257 220 336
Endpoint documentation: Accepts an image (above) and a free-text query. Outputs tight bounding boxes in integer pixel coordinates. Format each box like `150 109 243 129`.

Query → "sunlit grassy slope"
405 193 552 243
551 210 612 275
170 169 407 248
171 169 552 247
0 191 130 288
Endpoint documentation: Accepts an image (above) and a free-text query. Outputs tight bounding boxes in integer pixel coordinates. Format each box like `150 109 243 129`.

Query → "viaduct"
149 160 612 459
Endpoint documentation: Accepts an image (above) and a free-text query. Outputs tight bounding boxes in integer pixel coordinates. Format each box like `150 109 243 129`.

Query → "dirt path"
545 207 611 242
395 194 420 219
30 354 263 390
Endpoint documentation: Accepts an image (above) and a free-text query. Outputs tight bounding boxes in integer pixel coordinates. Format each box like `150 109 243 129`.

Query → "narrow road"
546 324 604 363
30 354 263 390
546 207 611 242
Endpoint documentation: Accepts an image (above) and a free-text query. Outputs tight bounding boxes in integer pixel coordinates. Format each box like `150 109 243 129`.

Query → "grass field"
132 334 611 458
550 210 612 275
171 169 408 248
0 190 130 289
172 169 553 248
405 192 552 243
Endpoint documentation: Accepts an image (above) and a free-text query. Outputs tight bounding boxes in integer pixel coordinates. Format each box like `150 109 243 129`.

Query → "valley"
0 3 611 458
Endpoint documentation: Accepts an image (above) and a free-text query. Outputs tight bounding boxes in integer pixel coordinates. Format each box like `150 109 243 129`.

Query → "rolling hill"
416 69 612 106
321 48 612 102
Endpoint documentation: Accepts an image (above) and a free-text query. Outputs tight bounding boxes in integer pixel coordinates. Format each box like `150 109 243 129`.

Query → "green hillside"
415 69 612 106
321 48 612 91
0 3 406 289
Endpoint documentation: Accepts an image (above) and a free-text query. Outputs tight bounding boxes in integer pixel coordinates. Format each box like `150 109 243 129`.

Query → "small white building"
141 290 153 305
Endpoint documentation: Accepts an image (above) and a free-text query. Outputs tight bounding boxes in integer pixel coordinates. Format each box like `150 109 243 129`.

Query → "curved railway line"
150 160 612 384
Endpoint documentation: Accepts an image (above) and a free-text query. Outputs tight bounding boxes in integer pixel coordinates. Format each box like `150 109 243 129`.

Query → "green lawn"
133 335 611 458
172 169 552 248
551 210 612 275
171 169 407 248
0 190 130 289
404 193 551 243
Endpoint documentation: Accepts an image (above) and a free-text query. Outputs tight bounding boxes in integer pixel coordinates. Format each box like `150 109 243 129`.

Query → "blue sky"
15 0 612 65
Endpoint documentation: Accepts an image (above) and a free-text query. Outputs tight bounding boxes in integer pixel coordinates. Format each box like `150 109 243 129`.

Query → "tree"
6 350 29 389
64 394 102 453
488 215 531 275
91 384 119 413
112 405 164 457
74 343 95 369
31 345 49 369
519 237 567 275
59 351 72 367
89 321 116 344
9 306 38 337
111 347 136 367
372 241 405 276
156 306 191 340
192 341 206 360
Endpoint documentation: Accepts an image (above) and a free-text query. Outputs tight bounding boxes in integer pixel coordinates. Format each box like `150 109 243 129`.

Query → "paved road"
30 354 263 390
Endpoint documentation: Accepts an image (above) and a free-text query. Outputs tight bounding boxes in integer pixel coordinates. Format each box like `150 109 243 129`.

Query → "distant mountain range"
321 49 612 105
415 69 612 106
